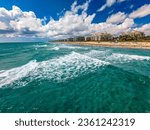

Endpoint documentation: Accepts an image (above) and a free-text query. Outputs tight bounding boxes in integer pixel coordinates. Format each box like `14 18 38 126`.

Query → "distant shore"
54 41 150 49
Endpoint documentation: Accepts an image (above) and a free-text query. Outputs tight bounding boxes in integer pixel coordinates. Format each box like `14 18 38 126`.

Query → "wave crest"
106 53 150 63
0 52 109 88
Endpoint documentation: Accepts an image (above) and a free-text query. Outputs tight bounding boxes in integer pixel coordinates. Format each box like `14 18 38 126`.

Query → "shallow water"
0 42 150 112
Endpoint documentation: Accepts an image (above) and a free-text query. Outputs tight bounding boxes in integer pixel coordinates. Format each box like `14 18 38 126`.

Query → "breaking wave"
0 52 109 88
85 50 111 59
106 53 150 63
34 45 48 48
0 60 38 88
84 49 150 63
50 47 60 51
58 44 87 49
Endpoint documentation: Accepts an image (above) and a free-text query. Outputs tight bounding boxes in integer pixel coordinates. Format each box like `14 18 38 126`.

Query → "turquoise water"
0 42 150 113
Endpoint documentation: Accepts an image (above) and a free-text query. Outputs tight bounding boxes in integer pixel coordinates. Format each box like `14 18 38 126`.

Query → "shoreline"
54 41 150 50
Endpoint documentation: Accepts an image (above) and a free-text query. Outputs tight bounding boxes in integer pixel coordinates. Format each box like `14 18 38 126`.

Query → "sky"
0 0 150 42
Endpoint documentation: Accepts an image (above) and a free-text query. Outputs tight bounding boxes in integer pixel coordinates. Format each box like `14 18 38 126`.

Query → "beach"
56 41 150 49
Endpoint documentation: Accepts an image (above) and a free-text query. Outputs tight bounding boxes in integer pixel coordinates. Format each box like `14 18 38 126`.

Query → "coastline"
54 41 150 50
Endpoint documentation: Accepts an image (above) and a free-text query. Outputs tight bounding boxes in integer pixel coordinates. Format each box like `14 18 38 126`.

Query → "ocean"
0 42 150 113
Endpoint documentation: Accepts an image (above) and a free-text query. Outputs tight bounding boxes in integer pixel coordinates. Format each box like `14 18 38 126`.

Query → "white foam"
106 53 150 63
33 52 109 81
50 47 60 51
59 45 85 49
0 60 38 88
34 45 48 48
0 52 109 88
85 50 110 59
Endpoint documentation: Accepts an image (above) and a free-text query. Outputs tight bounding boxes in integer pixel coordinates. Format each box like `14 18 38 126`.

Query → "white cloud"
97 0 126 12
0 1 96 39
0 21 7 29
106 0 116 7
0 1 149 40
98 0 116 12
106 12 127 24
71 0 91 14
91 17 134 35
0 5 44 38
98 5 107 12
119 18 134 29
135 23 150 36
42 0 96 39
129 4 150 19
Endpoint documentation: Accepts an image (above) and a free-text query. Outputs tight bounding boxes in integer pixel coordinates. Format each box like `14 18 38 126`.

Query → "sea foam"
0 52 109 88
85 50 111 59
0 60 38 88
106 53 150 63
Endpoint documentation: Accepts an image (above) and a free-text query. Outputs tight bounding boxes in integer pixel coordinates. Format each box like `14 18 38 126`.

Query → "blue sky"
0 0 150 41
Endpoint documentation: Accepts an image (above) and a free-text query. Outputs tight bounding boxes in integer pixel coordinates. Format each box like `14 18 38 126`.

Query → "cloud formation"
97 0 126 12
129 4 150 19
135 23 150 36
106 12 127 24
0 5 44 38
44 0 96 39
0 0 96 39
0 1 150 40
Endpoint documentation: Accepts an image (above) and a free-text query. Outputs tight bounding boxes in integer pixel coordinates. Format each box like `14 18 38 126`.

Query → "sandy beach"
55 41 150 49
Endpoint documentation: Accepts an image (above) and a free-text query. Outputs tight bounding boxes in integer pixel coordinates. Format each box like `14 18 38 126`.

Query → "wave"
85 50 111 59
83 50 150 66
58 44 86 49
0 60 38 88
85 50 150 62
34 45 48 48
0 52 109 88
49 47 60 51
44 44 82 51
106 53 150 63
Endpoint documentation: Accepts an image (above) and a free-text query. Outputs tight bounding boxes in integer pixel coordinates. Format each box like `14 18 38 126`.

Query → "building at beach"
119 31 145 41
55 31 146 42
90 32 113 41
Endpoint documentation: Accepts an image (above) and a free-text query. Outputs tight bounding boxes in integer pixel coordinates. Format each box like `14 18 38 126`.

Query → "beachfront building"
90 32 112 41
130 30 145 41
91 33 101 41
85 36 92 41
63 32 113 42
72 36 85 41
55 31 146 42
119 31 145 41
67 38 74 42
66 36 85 42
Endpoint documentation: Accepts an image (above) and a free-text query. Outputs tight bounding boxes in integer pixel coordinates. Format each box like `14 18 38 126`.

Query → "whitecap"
34 45 48 48
85 50 111 59
106 53 150 63
0 60 38 88
59 44 85 49
0 52 109 88
50 47 60 51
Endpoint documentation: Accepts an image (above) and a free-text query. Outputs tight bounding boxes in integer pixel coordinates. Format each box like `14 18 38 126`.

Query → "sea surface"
0 42 150 113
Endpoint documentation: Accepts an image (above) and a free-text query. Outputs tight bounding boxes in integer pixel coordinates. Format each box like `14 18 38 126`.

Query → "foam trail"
106 53 150 63
0 60 38 88
58 44 86 49
85 50 111 59
50 47 60 51
0 52 109 88
34 45 48 48
33 52 109 81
